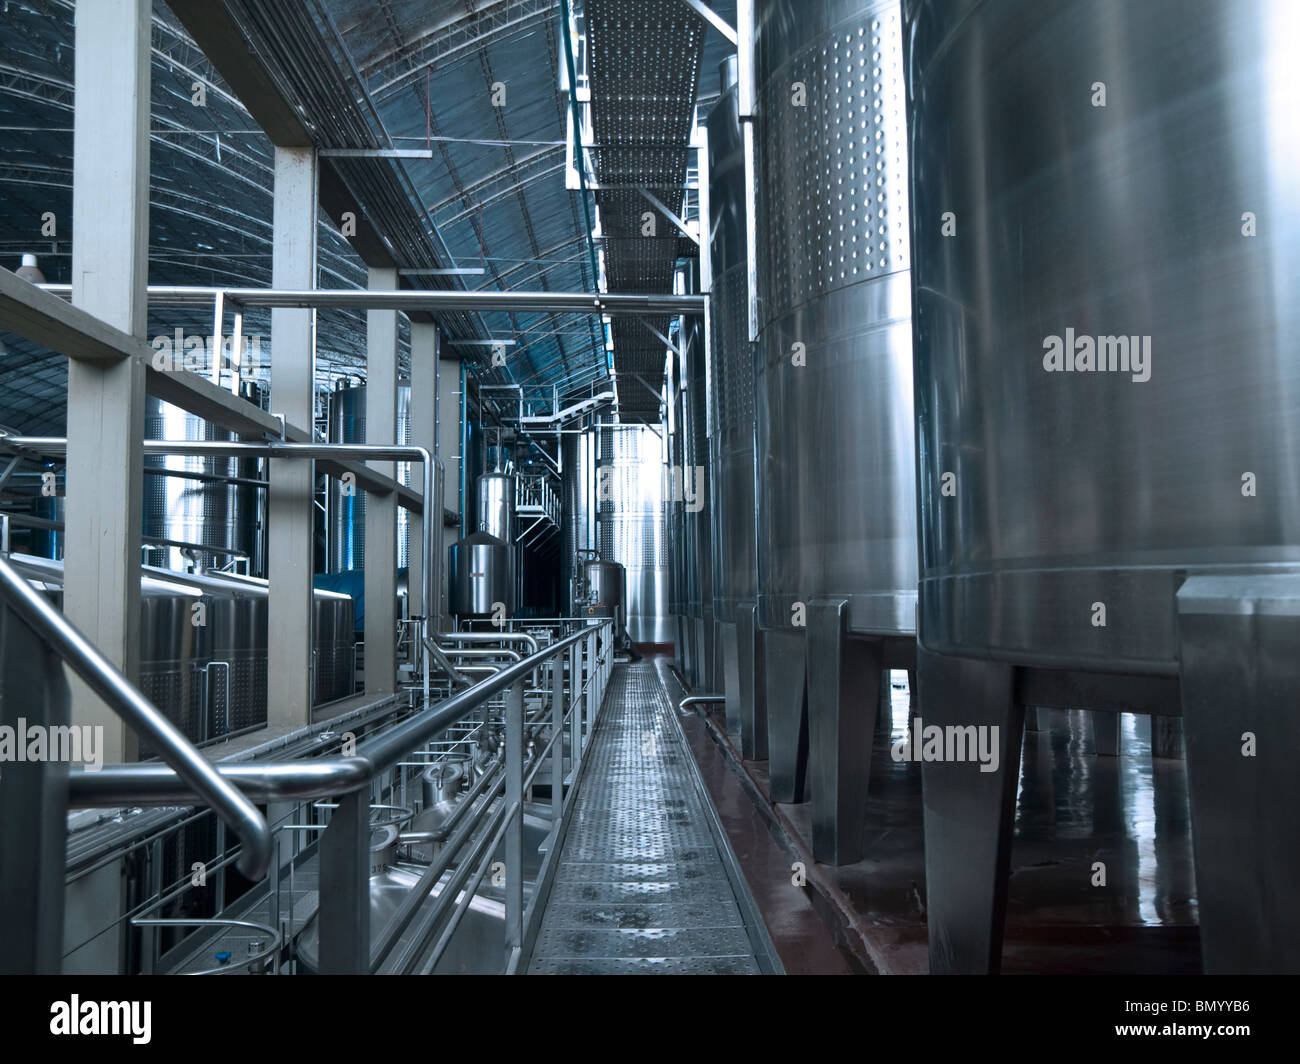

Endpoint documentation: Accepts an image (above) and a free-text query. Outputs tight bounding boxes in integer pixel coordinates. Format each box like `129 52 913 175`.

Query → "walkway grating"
527 662 764 974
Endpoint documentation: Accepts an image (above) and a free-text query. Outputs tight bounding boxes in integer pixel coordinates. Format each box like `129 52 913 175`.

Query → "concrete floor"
684 671 1201 975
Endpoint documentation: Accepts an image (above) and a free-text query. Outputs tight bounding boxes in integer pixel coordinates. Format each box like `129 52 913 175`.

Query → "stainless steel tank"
583 558 627 634
5 554 211 745
476 472 515 545
596 425 672 644
143 567 269 736
143 384 268 575
906 0 1300 672
326 381 412 573
561 432 597 612
755 0 917 637
680 263 712 627
448 531 513 619
707 55 757 625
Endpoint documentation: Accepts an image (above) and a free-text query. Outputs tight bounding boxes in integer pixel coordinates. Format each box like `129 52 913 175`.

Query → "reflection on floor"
694 675 1201 975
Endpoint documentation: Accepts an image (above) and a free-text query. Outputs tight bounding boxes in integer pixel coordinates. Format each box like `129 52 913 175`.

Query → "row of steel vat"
4 553 355 749
680 0 1300 974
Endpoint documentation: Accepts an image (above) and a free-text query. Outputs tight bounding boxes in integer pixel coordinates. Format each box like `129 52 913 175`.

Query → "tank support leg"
1177 575 1300 973
764 628 808 803
1151 715 1183 759
719 620 741 737
918 648 1022 974
808 600 880 865
738 604 767 759
1092 712 1121 756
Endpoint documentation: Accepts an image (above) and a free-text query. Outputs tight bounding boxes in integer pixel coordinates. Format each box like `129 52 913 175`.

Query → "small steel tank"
583 557 627 635
326 380 412 573
143 383 268 575
448 531 513 619
476 473 515 545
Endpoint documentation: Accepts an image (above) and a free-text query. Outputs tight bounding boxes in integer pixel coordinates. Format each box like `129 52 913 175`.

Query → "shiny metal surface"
448 531 513 619
583 558 627 635
597 425 673 644
0 553 271 879
326 382 412 573
476 473 515 545
754 0 917 637
297 809 555 975
561 432 597 611
143 386 268 574
707 58 757 624
907 0 1300 672
680 261 713 652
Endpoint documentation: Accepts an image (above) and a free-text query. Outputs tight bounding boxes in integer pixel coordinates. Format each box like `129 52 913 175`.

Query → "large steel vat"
755 0 917 638
907 0 1300 672
707 55 757 626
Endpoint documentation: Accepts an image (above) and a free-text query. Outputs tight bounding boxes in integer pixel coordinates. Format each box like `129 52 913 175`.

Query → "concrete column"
58 0 150 975
63 0 150 766
407 323 439 626
267 147 317 727
364 267 398 695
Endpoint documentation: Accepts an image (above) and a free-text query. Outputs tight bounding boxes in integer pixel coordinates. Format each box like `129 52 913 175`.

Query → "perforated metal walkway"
527 662 767 974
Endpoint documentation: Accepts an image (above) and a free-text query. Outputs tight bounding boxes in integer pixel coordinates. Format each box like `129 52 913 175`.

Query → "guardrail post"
569 640 582 758
318 789 369 974
586 629 599 737
551 648 564 824
505 678 524 963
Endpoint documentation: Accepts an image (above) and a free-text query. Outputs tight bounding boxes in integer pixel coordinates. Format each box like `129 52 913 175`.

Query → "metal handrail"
0 553 272 879
67 622 607 807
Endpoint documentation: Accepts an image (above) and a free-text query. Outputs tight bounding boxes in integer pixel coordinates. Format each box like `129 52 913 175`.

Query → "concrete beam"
0 273 422 512
364 267 399 696
267 147 317 728
63 0 150 772
165 0 314 148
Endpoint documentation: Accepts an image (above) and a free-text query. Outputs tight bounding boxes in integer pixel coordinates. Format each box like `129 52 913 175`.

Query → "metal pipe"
68 623 608 806
0 553 272 878
7 438 437 674
679 695 725 711
421 633 472 687
437 630 540 655
443 648 523 663
38 283 705 315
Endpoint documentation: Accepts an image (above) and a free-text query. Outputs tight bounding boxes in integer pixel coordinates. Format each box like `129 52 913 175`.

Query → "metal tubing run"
40 283 705 316
67 623 610 806
438 631 540 656
6 438 438 658
679 695 726 708
0 553 272 879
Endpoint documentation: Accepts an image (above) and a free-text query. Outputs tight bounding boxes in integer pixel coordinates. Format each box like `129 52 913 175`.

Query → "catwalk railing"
0 568 612 973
